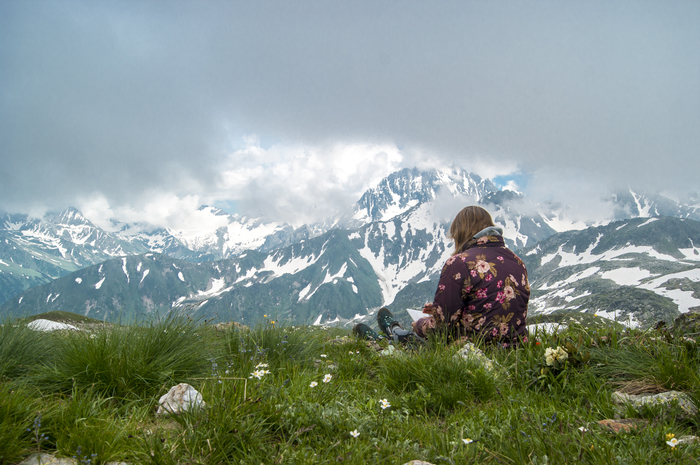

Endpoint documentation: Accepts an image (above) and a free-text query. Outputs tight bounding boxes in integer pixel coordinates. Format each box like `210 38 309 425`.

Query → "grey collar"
473 226 504 239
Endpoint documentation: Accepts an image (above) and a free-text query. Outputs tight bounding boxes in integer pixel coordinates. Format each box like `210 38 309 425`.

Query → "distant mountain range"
2 167 700 329
522 216 700 327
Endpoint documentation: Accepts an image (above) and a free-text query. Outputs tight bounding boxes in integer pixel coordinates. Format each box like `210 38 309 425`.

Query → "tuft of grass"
378 344 500 414
46 387 137 463
0 321 56 380
29 315 211 400
0 383 39 464
219 322 324 375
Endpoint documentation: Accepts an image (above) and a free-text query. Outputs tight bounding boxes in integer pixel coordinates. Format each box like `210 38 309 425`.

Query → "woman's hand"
422 302 434 315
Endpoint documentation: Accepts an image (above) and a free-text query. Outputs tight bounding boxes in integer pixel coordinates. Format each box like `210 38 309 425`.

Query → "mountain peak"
346 167 497 226
45 207 94 227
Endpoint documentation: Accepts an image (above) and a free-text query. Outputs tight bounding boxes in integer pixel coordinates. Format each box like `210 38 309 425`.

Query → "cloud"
1 1 698 226
215 140 404 225
76 192 229 234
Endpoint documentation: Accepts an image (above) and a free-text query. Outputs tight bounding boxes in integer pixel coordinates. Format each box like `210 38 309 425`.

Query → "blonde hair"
449 206 496 255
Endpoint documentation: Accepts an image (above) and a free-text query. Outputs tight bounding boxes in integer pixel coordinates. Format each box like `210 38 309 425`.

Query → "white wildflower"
544 346 568 366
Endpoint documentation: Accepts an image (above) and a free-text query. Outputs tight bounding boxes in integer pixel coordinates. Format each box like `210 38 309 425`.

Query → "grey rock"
612 390 698 420
671 310 700 336
678 435 700 445
18 454 130 465
156 383 206 415
19 454 76 465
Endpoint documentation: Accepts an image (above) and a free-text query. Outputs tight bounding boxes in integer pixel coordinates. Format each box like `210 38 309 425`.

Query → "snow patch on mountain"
28 319 78 332
122 257 129 283
197 278 230 298
539 267 601 290
638 218 659 227
630 188 653 217
639 269 700 313
262 251 320 278
600 267 655 286
299 263 349 302
95 277 106 289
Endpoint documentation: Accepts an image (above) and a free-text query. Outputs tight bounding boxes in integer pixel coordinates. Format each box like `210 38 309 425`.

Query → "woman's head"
449 206 495 254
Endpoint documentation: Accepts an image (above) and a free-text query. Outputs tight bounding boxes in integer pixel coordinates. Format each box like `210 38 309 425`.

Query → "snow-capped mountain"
0 230 385 325
0 208 151 304
109 205 290 260
3 166 700 328
0 167 553 306
522 216 700 327
342 167 498 225
6 213 700 330
610 189 700 222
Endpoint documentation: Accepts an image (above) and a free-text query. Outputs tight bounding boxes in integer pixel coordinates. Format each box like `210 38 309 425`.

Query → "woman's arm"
432 264 468 326
413 259 473 337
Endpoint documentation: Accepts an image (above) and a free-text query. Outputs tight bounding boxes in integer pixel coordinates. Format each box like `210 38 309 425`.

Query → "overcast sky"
1 0 698 228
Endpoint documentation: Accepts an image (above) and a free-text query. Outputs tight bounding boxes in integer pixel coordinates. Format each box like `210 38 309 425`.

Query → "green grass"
0 314 699 464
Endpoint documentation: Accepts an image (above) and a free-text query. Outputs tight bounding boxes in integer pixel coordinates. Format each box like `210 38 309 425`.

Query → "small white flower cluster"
380 398 391 410
544 346 568 366
309 374 332 387
666 433 679 448
249 363 271 379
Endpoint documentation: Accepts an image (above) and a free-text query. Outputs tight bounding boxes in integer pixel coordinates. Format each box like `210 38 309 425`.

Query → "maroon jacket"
414 234 529 346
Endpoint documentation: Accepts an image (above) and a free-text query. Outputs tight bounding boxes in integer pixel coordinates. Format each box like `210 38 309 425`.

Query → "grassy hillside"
0 312 698 464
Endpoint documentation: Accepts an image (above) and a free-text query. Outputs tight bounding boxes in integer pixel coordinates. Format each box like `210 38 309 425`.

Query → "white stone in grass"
157 383 206 415
27 319 79 332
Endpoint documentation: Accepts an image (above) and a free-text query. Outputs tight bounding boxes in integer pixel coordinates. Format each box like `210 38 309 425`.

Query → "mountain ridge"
3 167 700 328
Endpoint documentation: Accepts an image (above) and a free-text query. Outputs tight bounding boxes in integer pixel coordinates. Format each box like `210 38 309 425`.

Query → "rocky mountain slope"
522 216 700 327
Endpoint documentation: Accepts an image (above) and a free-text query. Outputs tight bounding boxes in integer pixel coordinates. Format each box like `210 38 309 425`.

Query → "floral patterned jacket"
413 234 530 346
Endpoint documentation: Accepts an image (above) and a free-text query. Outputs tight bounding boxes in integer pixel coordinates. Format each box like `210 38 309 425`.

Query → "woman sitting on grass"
358 205 529 347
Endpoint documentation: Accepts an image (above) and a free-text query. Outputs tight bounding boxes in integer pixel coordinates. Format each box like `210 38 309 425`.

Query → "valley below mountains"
2 167 700 329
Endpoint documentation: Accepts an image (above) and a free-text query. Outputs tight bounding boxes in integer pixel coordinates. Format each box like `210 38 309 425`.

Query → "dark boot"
377 307 425 345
